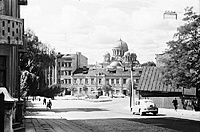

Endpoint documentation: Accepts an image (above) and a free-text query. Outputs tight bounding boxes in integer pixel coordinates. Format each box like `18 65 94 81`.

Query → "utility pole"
130 53 137 110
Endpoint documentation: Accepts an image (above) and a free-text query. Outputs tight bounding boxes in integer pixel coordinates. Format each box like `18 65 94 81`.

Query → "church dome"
113 39 128 52
109 61 123 68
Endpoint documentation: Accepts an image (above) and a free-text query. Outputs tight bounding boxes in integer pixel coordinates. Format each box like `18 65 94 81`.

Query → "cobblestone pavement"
25 118 93 132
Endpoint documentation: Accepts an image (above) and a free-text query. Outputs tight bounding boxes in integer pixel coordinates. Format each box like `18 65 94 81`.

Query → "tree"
40 84 63 99
162 7 200 111
127 78 137 96
141 61 156 67
69 86 77 96
83 85 88 95
102 84 113 96
20 70 38 97
20 29 56 97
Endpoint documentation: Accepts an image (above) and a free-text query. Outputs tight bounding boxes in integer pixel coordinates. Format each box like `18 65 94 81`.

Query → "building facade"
55 52 88 95
0 0 27 96
72 66 142 96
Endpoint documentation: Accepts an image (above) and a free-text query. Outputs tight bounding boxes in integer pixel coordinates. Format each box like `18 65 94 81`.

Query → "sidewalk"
159 108 200 121
25 100 92 132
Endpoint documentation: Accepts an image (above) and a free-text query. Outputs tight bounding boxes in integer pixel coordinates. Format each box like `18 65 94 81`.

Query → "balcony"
0 15 24 45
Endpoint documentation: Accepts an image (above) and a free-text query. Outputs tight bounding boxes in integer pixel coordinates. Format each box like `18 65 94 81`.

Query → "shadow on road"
133 113 166 116
121 117 200 132
26 107 109 113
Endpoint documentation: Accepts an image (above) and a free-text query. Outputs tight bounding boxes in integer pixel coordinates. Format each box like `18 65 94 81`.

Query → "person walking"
43 98 46 105
172 98 178 111
47 100 52 109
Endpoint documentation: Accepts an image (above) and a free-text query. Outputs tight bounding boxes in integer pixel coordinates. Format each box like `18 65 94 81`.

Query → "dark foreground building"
0 0 28 131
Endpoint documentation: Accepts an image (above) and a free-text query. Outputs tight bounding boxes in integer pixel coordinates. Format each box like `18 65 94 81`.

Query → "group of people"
43 98 52 109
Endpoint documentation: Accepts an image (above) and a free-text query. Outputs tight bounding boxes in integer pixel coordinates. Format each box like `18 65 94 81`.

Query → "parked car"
112 93 125 98
131 99 158 116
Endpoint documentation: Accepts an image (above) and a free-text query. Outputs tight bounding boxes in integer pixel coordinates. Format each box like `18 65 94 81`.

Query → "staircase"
13 122 25 132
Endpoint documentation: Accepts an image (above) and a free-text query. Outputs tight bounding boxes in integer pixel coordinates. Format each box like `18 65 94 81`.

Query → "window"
99 79 102 84
2 21 5 27
68 71 72 75
136 79 139 83
68 62 72 67
62 62 64 67
111 79 114 84
58 62 60 67
116 79 119 84
80 78 83 84
61 70 64 75
65 71 67 75
64 79 67 84
68 79 71 84
0 56 6 87
2 30 5 36
123 79 126 84
106 79 109 83
12 22 14 28
91 78 94 85
85 79 88 84
58 70 60 75
74 78 77 84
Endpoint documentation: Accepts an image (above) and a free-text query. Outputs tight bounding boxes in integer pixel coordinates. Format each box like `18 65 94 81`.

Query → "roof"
113 39 128 52
73 67 142 77
137 67 181 93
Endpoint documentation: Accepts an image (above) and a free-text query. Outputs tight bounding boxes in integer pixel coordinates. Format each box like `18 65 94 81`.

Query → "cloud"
20 0 198 64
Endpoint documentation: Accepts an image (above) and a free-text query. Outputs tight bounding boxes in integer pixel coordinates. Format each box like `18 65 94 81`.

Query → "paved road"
25 96 200 132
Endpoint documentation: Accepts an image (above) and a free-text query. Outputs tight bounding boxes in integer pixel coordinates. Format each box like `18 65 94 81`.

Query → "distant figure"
183 100 188 110
47 100 52 109
43 98 46 105
172 98 178 111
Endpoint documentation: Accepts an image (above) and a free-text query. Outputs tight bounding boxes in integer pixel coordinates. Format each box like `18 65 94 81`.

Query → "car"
112 93 125 98
131 99 158 116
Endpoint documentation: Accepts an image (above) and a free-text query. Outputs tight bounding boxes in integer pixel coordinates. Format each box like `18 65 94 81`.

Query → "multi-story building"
55 52 88 95
0 0 27 131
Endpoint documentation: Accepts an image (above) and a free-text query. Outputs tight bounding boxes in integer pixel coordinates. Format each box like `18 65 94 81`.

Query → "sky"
20 0 199 64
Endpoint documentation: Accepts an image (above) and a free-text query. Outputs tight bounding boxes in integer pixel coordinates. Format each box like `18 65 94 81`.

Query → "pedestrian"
43 98 46 105
172 98 178 111
47 100 52 109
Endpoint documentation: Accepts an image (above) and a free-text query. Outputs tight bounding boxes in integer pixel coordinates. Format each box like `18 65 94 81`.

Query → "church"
69 39 142 96
100 38 139 69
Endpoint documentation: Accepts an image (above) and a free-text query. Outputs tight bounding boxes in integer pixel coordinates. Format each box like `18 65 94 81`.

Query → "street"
25 97 200 132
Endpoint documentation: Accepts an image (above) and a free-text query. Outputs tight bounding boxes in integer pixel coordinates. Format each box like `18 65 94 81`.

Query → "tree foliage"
20 29 56 96
40 84 63 99
20 70 38 97
102 83 113 96
141 61 156 67
127 78 137 96
162 7 200 96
